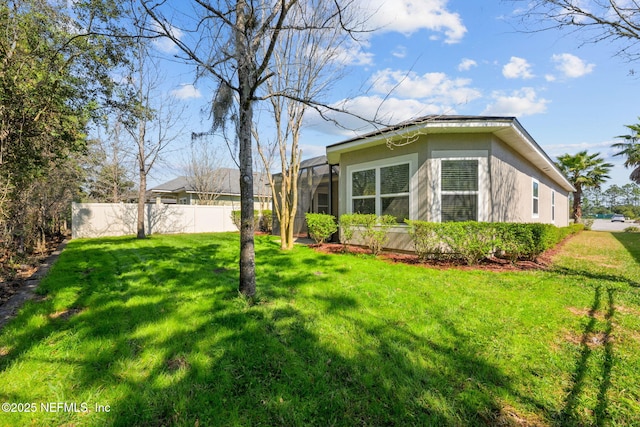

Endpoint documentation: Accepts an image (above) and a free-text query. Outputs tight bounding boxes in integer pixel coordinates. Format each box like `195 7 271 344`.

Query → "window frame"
532 178 540 218
430 150 488 223
346 154 418 222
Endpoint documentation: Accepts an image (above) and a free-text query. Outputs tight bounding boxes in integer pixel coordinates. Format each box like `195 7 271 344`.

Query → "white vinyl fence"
72 203 239 239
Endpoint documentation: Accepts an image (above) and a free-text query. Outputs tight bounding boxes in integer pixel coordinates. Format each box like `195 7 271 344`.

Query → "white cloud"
551 53 595 78
152 23 183 54
502 56 534 79
392 45 407 59
330 42 375 66
370 68 482 105
458 58 477 71
305 95 446 136
171 84 202 100
482 87 549 117
359 0 467 43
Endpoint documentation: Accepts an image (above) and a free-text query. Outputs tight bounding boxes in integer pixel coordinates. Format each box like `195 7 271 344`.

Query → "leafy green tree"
613 121 640 184
604 185 624 209
556 151 613 222
0 0 130 252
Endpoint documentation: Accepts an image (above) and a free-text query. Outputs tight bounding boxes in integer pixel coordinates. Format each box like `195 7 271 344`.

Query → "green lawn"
0 231 638 426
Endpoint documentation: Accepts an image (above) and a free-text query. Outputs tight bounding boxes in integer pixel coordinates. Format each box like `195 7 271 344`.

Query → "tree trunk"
238 101 256 297
137 167 146 239
573 188 582 223
280 200 289 250
236 0 256 297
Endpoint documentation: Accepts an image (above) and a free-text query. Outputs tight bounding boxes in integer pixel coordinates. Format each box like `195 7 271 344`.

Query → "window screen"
440 160 479 222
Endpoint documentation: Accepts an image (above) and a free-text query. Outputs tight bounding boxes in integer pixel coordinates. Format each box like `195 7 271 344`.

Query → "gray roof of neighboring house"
272 155 336 179
149 168 270 196
326 115 575 192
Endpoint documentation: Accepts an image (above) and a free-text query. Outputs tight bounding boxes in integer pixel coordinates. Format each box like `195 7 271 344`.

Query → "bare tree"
121 32 184 238
512 1 640 62
85 120 135 203
142 0 364 297
254 1 348 249
182 139 227 205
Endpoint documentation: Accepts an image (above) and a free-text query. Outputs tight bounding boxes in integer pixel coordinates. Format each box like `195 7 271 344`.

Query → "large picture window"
348 156 415 223
440 160 479 222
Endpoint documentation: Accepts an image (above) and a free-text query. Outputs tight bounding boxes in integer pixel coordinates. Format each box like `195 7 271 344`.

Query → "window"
441 160 478 222
347 155 416 223
551 190 555 222
431 150 487 223
532 179 539 218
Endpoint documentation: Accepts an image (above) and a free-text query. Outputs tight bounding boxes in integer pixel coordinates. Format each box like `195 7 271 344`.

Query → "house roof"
149 168 270 197
326 115 575 192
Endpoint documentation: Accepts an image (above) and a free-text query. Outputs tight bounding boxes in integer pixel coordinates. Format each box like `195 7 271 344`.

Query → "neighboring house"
271 155 339 236
324 115 575 252
149 168 271 210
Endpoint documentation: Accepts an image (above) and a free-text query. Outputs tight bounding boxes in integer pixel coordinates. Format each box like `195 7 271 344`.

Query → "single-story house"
149 168 271 210
315 115 574 252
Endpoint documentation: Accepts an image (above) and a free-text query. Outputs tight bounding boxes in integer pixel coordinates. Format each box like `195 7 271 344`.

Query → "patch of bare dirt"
49 308 85 321
0 236 68 330
166 355 190 371
0 235 66 306
488 404 549 426
566 307 608 320
564 331 614 348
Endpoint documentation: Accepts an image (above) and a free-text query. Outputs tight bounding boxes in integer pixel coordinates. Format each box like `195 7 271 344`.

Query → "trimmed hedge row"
405 220 583 264
306 213 582 265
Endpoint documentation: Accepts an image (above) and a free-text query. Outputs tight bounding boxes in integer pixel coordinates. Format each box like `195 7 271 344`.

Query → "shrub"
624 226 640 233
442 222 497 265
360 215 396 255
338 214 358 248
260 210 273 233
405 220 444 261
231 210 260 230
305 213 338 244
580 218 594 231
493 223 534 263
405 221 582 264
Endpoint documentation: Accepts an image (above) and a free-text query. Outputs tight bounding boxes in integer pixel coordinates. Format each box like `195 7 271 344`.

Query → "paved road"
590 218 636 232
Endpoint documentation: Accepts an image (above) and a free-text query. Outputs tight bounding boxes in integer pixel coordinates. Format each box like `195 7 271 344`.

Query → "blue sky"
152 0 639 188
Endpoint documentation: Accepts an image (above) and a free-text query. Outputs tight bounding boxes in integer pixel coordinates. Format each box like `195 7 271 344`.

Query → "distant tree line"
582 184 640 219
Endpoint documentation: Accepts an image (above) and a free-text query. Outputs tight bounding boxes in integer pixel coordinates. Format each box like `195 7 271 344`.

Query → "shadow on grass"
0 233 542 425
612 232 640 273
552 265 640 288
559 285 616 426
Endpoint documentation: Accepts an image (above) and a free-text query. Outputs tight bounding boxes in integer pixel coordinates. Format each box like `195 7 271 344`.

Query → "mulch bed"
311 237 571 272
0 235 66 307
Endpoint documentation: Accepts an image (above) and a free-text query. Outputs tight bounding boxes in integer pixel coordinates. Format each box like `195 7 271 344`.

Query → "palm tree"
613 121 640 184
556 151 613 222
